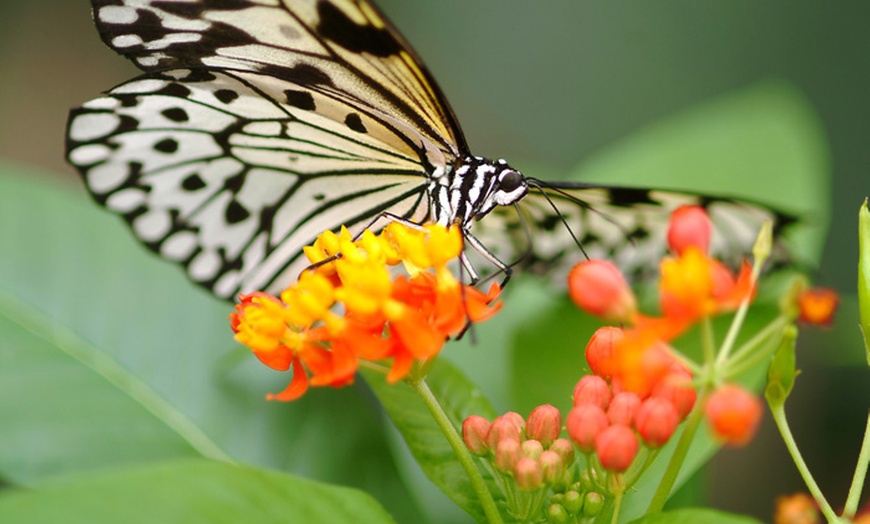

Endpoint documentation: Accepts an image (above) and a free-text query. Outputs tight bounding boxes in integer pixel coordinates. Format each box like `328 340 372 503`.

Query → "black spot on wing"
608 188 657 207
162 107 189 122
154 138 178 153
182 174 206 191
344 113 367 133
157 83 192 98
215 89 239 104
316 1 402 57
225 200 250 224
285 89 316 110
313 193 326 201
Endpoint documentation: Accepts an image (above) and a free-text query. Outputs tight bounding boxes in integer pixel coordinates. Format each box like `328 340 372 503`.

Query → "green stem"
409 375 504 524
843 410 870 518
645 387 711 515
768 403 846 523
724 316 790 379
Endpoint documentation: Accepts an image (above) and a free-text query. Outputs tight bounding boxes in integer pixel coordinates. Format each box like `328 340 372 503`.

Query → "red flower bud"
548 438 576 467
568 260 637 322
514 456 543 491
526 404 562 447
705 384 762 446
487 415 522 449
539 450 565 483
522 439 544 459
585 326 624 378
651 368 697 420
501 411 526 434
607 391 641 426
462 415 492 455
635 397 680 448
594 425 639 472
573 375 612 410
566 404 609 453
667 205 711 255
494 438 522 472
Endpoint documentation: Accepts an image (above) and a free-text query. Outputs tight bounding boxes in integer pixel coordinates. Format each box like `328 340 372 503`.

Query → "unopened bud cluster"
462 407 605 522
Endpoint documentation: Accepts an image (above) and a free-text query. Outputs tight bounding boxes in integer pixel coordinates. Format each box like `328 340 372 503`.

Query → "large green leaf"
0 459 395 524
0 167 421 521
362 359 499 523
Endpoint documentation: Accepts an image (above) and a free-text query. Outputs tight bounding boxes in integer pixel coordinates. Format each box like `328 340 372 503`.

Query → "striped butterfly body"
66 0 793 300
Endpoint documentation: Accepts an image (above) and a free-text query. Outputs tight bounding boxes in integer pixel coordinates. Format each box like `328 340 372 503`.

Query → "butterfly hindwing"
472 184 792 282
67 68 434 298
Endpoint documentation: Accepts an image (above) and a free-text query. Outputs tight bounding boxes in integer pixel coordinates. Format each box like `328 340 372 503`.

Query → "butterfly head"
459 157 529 222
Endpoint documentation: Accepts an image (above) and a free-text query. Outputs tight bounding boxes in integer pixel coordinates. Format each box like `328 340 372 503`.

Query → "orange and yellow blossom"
230 222 502 400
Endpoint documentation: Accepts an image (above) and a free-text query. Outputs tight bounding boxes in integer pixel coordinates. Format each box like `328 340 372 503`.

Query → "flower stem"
723 315 789 379
645 387 711 515
409 376 504 524
843 410 870 518
768 403 846 523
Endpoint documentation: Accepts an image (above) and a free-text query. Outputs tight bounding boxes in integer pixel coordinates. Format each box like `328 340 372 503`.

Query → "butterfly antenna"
527 179 638 249
526 178 589 260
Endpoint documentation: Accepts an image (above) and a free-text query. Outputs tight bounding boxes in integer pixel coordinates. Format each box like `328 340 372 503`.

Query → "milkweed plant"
229 203 870 524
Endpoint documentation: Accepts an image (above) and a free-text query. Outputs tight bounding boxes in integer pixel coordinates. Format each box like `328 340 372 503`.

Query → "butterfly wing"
89 0 467 157
69 0 470 299
469 182 796 282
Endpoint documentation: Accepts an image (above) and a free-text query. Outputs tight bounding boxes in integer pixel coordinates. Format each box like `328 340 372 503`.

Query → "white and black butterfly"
66 0 795 300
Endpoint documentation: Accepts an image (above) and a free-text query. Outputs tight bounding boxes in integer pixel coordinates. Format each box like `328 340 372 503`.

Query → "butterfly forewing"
90 0 466 157
68 68 434 298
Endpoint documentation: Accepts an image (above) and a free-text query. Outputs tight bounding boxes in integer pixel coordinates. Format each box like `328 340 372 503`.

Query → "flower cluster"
231 222 502 400
462 407 606 521
569 205 766 446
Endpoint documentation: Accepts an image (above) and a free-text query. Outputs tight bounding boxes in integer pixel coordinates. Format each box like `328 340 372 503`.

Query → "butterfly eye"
499 170 523 192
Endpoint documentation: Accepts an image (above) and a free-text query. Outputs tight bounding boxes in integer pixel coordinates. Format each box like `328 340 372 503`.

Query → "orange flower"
230 222 502 400
797 288 838 326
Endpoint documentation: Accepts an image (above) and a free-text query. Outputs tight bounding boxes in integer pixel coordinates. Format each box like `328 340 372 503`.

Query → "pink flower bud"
526 404 562 447
514 456 543 491
594 425 638 472
635 397 680 448
522 439 544 459
494 438 522 472
566 404 608 453
568 260 637 322
585 326 624 378
651 369 697 420
607 391 642 426
705 384 762 447
548 438 576 467
462 415 491 455
487 415 522 449
667 205 711 255
539 450 564 483
573 375 612 410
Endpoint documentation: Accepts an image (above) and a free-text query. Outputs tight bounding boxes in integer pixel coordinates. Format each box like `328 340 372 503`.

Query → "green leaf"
572 80 830 263
858 199 870 365
361 360 499 523
765 325 798 407
0 459 395 524
0 165 422 521
626 508 763 524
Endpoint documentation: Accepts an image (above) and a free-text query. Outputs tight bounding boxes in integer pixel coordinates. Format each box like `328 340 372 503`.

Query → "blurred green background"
1 1 867 522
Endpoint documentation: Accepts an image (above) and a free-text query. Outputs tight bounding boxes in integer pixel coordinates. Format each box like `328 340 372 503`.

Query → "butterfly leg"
463 230 513 289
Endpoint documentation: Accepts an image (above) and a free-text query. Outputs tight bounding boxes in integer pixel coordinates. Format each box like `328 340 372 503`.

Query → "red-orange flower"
797 287 838 326
230 222 502 400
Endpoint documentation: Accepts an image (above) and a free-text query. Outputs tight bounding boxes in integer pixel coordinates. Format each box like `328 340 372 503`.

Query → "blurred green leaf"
0 166 421 520
0 459 395 524
573 81 830 263
362 359 499 523
626 508 763 524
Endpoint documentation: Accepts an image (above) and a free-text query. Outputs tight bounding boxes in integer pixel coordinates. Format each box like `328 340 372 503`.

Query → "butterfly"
66 0 795 300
